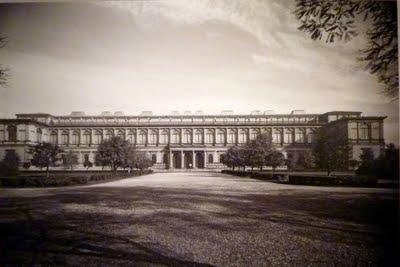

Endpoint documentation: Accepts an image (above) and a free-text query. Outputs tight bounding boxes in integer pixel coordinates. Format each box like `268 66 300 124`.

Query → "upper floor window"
171 130 180 144
182 130 191 144
7 125 17 142
307 131 314 143
93 130 102 144
138 131 146 144
149 130 157 144
127 131 135 144
216 130 225 144
36 128 42 142
83 130 91 145
359 123 369 139
105 130 113 141
116 130 125 140
227 130 235 144
272 130 281 144
194 130 202 144
71 131 79 145
295 130 304 143
238 130 247 144
61 131 69 145
50 131 57 144
284 130 293 144
205 130 213 144
160 130 168 144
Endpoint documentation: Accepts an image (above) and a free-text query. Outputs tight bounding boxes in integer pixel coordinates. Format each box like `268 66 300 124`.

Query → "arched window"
105 130 113 140
36 128 42 142
208 154 213 164
295 129 304 143
71 131 79 145
116 130 125 140
82 130 91 145
149 130 157 144
127 130 135 144
284 130 292 144
163 153 168 164
216 130 225 144
171 130 179 144
50 131 58 144
182 129 191 144
250 129 258 141
227 129 235 144
61 131 69 145
151 154 157 164
360 123 369 139
160 130 168 144
7 125 17 142
194 130 202 144
205 130 213 144
93 130 102 144
138 130 146 145
238 129 247 144
272 129 281 144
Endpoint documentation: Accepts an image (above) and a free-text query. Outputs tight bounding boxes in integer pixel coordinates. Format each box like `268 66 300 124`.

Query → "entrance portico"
169 149 206 169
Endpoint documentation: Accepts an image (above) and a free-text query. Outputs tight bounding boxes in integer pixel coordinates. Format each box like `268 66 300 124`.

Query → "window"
359 123 369 139
216 130 225 144
284 130 292 144
61 131 69 145
116 130 124 140
7 125 17 142
83 130 91 145
272 130 281 144
182 130 191 144
171 130 179 144
238 130 247 144
227 130 235 144
194 130 202 144
93 130 102 144
371 123 380 139
205 130 213 144
105 130 113 140
349 122 358 139
71 131 79 145
50 131 58 144
152 154 157 164
127 130 135 144
208 154 213 163
249 130 257 141
160 130 168 144
295 130 304 143
36 128 42 142
149 130 157 144
307 131 314 143
138 131 146 144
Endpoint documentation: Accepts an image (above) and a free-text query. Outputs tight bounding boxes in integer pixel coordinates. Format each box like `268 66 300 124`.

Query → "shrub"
288 175 377 187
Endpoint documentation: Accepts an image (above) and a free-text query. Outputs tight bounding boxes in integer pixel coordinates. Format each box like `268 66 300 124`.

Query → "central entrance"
173 152 181 169
195 152 204 169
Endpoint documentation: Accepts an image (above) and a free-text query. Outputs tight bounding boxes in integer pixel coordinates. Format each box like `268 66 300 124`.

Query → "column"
181 151 184 169
193 151 196 169
235 129 239 146
214 150 218 163
202 129 205 145
169 150 173 169
204 151 207 168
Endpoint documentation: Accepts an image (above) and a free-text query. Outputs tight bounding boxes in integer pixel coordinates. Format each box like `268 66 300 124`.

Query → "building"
0 110 386 170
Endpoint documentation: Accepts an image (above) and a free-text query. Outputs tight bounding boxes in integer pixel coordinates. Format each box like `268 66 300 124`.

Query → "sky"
0 1 398 144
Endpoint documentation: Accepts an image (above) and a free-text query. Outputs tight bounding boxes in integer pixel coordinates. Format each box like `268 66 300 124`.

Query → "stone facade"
0 110 386 170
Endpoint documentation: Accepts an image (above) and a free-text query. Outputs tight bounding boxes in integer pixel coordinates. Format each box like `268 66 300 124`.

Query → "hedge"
0 170 153 188
221 170 283 180
222 170 378 187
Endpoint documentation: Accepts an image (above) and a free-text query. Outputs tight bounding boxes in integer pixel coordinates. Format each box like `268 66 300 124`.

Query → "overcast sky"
0 1 398 144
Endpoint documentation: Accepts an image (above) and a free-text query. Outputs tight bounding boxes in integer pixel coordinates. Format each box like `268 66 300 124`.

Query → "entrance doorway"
184 152 193 169
173 152 181 169
195 152 204 169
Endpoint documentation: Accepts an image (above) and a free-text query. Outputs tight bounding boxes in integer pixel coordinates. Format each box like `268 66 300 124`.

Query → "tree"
312 127 349 175
295 0 398 98
83 158 93 170
220 146 247 170
29 142 63 177
121 145 137 170
63 151 79 170
296 150 315 170
134 152 153 170
245 133 273 170
0 149 20 176
266 151 285 176
96 136 130 172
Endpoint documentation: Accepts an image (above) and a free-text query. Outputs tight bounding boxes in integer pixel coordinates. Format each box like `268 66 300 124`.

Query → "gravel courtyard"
0 172 398 266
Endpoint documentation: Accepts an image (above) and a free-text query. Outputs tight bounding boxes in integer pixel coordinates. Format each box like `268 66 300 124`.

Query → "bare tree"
0 35 8 87
295 0 398 99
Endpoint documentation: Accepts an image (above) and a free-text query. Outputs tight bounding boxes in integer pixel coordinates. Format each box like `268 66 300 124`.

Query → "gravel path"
0 172 398 266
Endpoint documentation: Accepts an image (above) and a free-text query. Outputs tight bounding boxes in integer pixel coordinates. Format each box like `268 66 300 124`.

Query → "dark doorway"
184 152 193 169
195 152 204 169
173 152 181 169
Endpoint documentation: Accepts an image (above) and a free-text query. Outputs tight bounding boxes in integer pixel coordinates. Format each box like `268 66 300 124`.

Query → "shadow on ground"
0 184 398 266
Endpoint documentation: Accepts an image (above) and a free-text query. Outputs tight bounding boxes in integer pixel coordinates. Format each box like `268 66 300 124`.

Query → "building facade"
0 110 386 170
